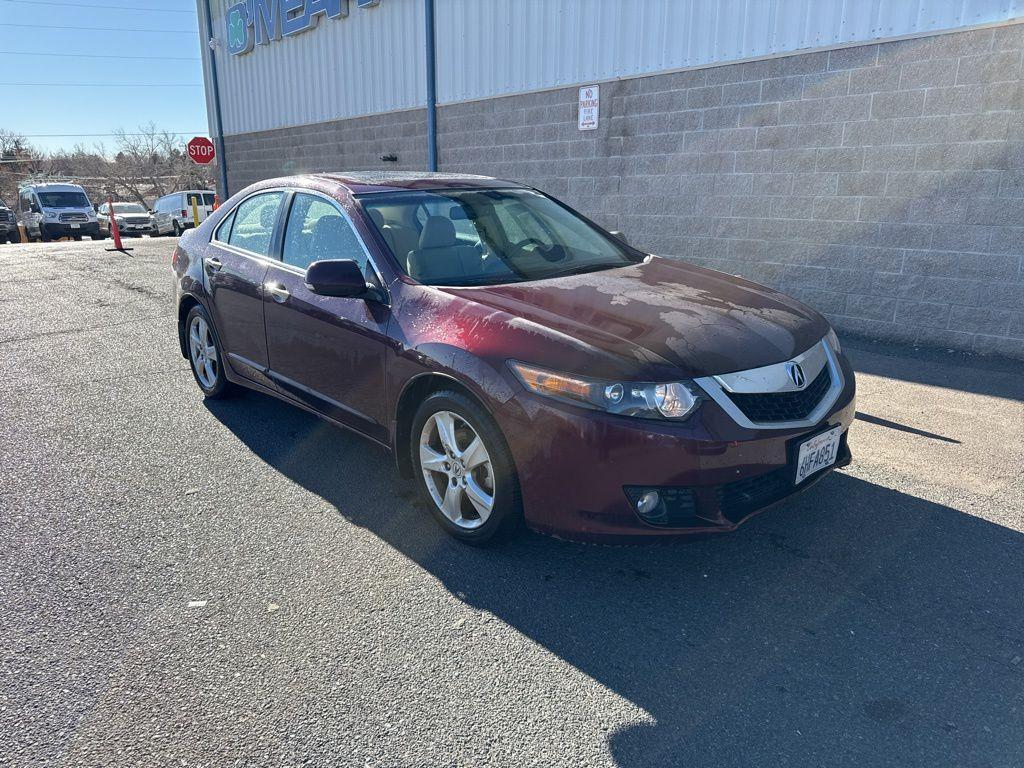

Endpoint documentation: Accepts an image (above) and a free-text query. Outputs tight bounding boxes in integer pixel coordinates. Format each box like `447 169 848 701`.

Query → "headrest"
419 216 457 249
312 215 347 254
259 205 277 229
367 209 385 228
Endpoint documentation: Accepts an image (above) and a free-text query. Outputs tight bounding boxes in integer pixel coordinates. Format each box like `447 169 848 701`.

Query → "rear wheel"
411 390 521 544
185 305 234 399
172 221 182 237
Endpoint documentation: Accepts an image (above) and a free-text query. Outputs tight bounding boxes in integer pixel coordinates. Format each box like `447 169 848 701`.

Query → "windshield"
112 203 146 214
358 188 638 286
37 191 90 209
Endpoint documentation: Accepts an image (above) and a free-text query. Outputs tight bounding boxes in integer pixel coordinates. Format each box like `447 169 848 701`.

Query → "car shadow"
844 338 1024 403
205 391 1024 767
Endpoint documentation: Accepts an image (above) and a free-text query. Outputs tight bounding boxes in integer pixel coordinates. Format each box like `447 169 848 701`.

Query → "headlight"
509 361 701 420
825 327 842 354
87 211 97 220
44 211 58 220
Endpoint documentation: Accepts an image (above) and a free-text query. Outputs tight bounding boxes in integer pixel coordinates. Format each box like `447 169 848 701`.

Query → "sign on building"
578 85 599 131
227 0 380 57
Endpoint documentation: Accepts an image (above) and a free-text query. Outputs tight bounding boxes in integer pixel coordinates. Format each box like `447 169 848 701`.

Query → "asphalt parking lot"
2 238 1022 768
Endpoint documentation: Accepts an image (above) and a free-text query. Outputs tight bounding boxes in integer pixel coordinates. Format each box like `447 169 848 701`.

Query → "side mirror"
30 204 40 214
306 259 370 298
609 230 628 245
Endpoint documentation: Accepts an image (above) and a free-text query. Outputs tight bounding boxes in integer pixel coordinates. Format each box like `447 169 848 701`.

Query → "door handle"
204 257 222 272
265 282 290 303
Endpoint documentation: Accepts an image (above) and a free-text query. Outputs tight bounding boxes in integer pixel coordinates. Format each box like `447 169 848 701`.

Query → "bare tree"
0 124 215 208
99 123 215 205
0 130 42 204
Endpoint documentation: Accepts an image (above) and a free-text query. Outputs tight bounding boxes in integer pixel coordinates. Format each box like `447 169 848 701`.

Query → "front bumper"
497 353 857 543
43 222 99 237
115 221 153 234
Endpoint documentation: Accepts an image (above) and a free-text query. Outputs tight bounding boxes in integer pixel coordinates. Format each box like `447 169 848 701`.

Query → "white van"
17 182 100 241
152 190 215 237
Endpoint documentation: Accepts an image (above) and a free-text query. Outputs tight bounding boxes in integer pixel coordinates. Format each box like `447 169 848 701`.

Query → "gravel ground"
1 239 1022 768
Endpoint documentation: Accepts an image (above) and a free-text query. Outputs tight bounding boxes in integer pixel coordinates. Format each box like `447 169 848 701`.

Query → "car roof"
21 183 86 192
307 171 522 195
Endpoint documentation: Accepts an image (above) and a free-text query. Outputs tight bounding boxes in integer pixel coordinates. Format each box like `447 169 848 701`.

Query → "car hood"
442 257 829 379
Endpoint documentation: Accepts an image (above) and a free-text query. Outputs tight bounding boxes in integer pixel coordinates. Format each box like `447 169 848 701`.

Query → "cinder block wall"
223 23 1024 358
224 108 428 190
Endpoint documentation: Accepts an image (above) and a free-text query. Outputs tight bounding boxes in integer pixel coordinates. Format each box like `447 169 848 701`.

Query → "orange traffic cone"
104 198 133 254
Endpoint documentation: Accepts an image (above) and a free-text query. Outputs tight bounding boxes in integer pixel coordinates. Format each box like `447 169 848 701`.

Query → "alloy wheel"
419 410 495 529
188 315 219 389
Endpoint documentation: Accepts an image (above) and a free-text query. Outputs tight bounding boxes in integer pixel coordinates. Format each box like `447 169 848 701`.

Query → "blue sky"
1 0 209 155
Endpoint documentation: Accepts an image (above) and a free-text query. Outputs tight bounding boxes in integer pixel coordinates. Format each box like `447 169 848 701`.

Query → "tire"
184 304 235 399
90 233 104 241
410 390 522 544
172 221 182 237
73 235 82 241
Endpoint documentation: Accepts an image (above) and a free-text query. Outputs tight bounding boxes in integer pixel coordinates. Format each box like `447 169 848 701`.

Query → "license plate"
794 425 843 485
70 223 80 229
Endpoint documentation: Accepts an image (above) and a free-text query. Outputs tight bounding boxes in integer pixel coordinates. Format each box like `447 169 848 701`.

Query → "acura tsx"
172 172 855 544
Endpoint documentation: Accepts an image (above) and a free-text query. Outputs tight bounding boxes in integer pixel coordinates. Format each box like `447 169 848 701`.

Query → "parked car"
16 182 100 241
0 196 17 243
172 172 856 544
97 201 153 238
153 190 215 237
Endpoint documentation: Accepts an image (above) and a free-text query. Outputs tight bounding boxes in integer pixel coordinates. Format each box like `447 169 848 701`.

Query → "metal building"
196 0 1024 358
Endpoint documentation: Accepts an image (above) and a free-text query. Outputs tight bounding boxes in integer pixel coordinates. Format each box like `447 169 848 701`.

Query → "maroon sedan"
173 172 855 544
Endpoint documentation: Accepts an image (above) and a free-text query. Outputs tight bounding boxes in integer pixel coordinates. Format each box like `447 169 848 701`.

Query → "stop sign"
187 136 216 165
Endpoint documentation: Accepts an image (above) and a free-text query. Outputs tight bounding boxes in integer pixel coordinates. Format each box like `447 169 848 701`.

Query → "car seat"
406 216 481 282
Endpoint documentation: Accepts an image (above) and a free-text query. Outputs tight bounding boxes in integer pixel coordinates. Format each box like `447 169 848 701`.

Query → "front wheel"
172 221 182 237
185 305 234 398
411 390 522 544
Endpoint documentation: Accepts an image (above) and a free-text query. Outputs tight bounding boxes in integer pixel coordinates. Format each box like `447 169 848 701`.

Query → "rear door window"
281 192 365 272
215 208 237 242
202 193 215 207
226 192 283 256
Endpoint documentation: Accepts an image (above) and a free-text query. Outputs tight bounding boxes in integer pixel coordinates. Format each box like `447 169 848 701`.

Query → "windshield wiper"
539 262 624 280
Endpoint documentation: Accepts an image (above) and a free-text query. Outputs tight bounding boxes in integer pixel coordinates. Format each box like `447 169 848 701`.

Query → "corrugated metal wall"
203 0 1022 136
436 0 1022 103
205 0 425 135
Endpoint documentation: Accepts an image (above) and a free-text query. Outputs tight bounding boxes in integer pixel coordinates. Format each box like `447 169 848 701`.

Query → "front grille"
58 212 88 222
0 211 13 223
717 467 793 522
726 366 832 423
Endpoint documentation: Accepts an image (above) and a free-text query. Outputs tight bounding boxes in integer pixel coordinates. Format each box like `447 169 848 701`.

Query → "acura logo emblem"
786 362 806 388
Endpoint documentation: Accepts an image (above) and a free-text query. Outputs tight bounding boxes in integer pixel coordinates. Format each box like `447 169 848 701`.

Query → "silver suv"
152 190 215 236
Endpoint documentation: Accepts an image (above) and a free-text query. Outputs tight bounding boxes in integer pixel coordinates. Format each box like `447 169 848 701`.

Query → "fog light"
636 490 661 517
